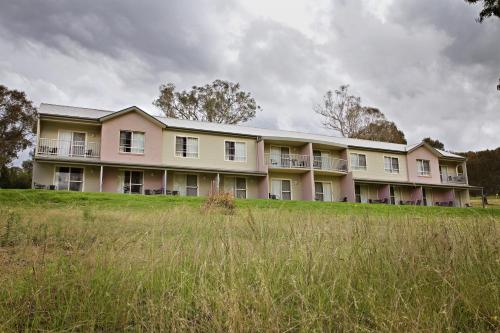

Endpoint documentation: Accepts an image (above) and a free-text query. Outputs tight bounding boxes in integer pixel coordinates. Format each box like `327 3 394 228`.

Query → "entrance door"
58 131 72 156
390 186 395 204
439 165 448 182
423 188 433 206
71 132 86 157
122 171 143 194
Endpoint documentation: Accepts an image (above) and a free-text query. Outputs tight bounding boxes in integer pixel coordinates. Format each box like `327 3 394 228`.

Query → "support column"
258 175 269 199
99 165 103 192
300 142 315 201
163 170 167 195
215 173 220 193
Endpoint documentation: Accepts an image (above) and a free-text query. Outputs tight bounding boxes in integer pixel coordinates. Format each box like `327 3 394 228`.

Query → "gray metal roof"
38 103 464 158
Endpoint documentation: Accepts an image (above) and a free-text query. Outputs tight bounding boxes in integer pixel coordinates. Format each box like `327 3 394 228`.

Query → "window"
120 131 144 154
315 182 333 202
186 175 198 196
417 159 431 176
55 167 84 191
224 177 247 198
351 153 367 170
175 136 198 158
271 179 291 200
122 171 143 194
384 156 399 173
225 141 246 161
354 184 361 203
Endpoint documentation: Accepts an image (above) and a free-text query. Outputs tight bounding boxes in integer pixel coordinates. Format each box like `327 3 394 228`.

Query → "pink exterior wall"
258 175 269 199
102 167 163 193
432 189 455 204
406 146 441 184
340 172 355 202
100 111 163 165
410 187 423 203
102 167 119 192
144 170 164 190
378 184 390 201
256 140 267 173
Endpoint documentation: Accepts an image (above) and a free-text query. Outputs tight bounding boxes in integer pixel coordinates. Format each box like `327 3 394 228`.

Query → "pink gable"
406 146 441 184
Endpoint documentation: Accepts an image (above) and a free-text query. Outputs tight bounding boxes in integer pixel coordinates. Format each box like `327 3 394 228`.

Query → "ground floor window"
56 167 84 191
355 184 361 203
224 177 247 198
122 170 143 194
271 179 291 200
315 182 332 202
186 175 198 196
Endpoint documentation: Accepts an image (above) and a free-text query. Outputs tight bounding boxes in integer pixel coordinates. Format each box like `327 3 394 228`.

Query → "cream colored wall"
40 120 101 143
349 149 408 182
32 161 100 192
268 172 302 200
314 175 342 201
163 130 258 171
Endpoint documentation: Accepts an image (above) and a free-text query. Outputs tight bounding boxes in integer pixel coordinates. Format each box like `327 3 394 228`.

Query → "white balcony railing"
441 174 467 184
36 138 100 158
265 153 310 169
313 156 348 172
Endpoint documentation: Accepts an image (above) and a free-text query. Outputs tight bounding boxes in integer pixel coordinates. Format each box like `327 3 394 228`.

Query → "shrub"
203 192 236 214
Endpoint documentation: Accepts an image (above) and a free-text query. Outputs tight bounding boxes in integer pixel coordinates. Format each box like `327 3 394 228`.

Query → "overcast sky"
1 0 499 153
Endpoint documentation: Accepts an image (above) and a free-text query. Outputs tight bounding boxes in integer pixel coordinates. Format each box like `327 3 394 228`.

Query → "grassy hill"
0 190 498 332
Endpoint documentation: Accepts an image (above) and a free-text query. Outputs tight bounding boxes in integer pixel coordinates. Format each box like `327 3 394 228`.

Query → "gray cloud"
0 0 498 154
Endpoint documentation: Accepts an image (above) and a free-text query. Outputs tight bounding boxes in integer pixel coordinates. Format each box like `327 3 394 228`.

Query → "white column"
216 173 220 193
163 170 167 195
99 165 103 192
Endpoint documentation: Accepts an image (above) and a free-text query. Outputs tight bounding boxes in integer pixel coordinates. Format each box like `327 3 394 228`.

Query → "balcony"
265 153 310 169
36 138 100 159
313 156 348 173
441 174 466 185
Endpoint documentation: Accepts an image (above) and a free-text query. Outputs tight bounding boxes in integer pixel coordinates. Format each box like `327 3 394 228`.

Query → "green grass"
0 190 499 332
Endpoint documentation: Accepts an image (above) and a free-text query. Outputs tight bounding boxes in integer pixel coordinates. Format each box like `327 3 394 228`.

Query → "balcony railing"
313 156 348 172
265 153 310 169
441 174 467 184
36 138 100 158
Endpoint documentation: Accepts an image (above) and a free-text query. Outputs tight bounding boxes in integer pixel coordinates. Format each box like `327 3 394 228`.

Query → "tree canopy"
314 85 406 144
423 137 445 150
465 0 500 22
457 148 500 195
0 85 37 169
153 80 261 124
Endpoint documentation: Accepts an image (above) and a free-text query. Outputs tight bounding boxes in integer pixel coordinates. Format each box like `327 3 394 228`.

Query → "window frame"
185 174 199 196
119 130 145 154
384 156 400 174
53 166 85 192
417 159 431 176
350 153 367 170
271 178 292 200
224 140 247 162
121 170 144 194
175 135 199 159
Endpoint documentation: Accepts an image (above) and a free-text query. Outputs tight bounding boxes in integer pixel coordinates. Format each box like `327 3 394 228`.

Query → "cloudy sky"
1 0 499 153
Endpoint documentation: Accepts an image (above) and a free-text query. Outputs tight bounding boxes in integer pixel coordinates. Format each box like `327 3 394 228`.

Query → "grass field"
0 190 498 332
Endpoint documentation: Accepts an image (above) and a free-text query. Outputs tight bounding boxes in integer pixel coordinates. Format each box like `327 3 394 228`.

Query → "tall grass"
0 198 498 331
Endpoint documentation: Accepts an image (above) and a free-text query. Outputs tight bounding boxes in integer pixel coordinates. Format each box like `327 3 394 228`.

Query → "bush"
203 192 236 214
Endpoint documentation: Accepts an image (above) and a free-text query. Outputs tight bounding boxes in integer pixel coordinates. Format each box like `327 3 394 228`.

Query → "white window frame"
119 130 145 154
417 159 431 176
384 156 399 174
53 166 85 192
224 140 247 162
57 130 88 157
314 181 333 202
121 170 144 194
271 178 292 200
175 135 199 159
350 153 367 170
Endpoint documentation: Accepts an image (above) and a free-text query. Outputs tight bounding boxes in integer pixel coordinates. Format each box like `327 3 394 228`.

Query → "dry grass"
0 192 499 332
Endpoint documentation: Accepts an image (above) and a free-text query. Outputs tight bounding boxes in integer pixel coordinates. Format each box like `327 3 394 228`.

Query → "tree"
0 85 37 169
314 85 406 143
314 85 385 137
153 80 261 124
423 137 445 150
457 148 500 195
353 120 407 144
464 0 500 22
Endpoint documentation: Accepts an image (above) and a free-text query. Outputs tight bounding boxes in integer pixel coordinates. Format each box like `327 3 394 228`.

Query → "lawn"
0 190 499 332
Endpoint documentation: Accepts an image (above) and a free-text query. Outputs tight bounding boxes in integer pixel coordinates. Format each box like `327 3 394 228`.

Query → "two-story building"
32 103 473 207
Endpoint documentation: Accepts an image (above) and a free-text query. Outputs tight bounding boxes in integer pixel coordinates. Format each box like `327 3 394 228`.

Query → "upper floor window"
120 131 144 154
384 156 399 173
175 136 198 158
417 159 431 176
225 141 246 162
351 153 367 170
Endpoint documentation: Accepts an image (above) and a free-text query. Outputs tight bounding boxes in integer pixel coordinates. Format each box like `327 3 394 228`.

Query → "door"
58 131 72 156
393 186 402 205
313 150 322 169
122 171 143 194
280 147 290 167
271 179 282 199
423 188 433 206
360 185 369 203
315 182 323 201
186 175 198 196
270 147 282 166
439 165 448 182
390 186 395 204
72 132 86 157
173 173 187 196
323 182 332 202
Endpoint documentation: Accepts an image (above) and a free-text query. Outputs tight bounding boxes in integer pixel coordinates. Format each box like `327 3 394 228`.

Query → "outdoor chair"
341 197 347 202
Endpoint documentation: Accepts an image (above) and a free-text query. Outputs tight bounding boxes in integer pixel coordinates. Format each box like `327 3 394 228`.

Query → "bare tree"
153 80 261 124
314 85 385 137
